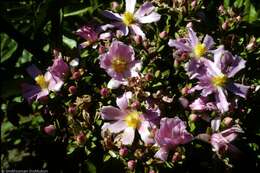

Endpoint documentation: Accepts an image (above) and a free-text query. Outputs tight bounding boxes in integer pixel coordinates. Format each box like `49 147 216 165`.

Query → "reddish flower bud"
76 132 86 145
68 105 77 114
133 35 142 45
189 113 199 122
72 71 81 80
100 87 109 97
145 73 153 81
111 1 119 10
223 117 233 127
98 45 106 54
127 160 136 170
44 125 56 135
172 152 182 163
68 85 77 95
119 147 128 157
222 21 229 30
159 31 168 39
131 101 140 109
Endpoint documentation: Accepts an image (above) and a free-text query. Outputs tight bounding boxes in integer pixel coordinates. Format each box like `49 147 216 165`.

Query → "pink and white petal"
102 120 126 133
99 24 116 31
134 2 154 18
227 56 246 78
189 97 206 111
138 121 155 145
45 72 63 91
204 59 223 77
211 45 225 68
154 147 169 161
168 39 191 52
26 65 42 79
36 89 49 101
107 78 123 89
130 24 145 39
221 126 244 142
116 92 132 110
226 83 249 98
100 53 112 69
115 23 129 36
211 118 221 132
102 10 122 21
137 12 161 24
203 35 215 49
188 27 198 47
101 106 125 120
125 0 136 13
121 127 135 145
215 87 229 113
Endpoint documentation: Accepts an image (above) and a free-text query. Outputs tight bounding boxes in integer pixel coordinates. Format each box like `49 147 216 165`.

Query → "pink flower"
154 117 193 161
101 92 160 145
211 126 244 156
100 41 141 89
22 55 69 102
102 0 161 39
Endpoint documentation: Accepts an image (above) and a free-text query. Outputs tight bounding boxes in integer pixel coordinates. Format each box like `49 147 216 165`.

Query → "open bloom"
154 117 193 161
190 50 250 113
189 97 217 112
101 92 160 145
100 41 141 89
168 27 215 78
76 25 112 48
211 126 244 156
102 0 161 38
22 57 69 102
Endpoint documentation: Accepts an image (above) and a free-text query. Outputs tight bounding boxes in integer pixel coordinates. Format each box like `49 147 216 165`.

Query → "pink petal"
116 92 132 110
107 78 124 89
154 147 169 161
131 24 145 39
125 0 136 13
137 12 161 24
203 35 215 50
215 87 229 113
134 2 154 17
102 10 122 21
101 106 125 120
138 121 155 145
102 121 126 133
121 127 135 145
227 83 249 98
211 118 221 132
36 89 49 101
188 27 198 47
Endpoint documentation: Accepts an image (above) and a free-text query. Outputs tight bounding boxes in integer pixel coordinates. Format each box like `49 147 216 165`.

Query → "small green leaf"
63 35 77 49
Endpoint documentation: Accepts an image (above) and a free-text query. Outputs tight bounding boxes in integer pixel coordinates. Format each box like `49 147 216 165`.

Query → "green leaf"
63 35 77 49
234 0 244 8
224 0 230 8
0 33 17 63
84 160 96 173
243 4 258 23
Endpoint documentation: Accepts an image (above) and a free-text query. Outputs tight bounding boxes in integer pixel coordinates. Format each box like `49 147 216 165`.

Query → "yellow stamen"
122 11 135 26
112 57 128 73
212 75 228 87
125 111 141 129
194 43 207 57
35 75 48 89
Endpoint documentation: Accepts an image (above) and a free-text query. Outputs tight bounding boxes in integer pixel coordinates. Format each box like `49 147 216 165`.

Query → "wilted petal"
102 10 122 21
125 0 136 13
215 87 229 113
102 120 126 133
137 12 161 24
121 127 135 145
203 35 215 50
116 92 132 110
227 83 249 98
154 147 169 161
131 24 145 39
134 2 154 18
101 106 125 120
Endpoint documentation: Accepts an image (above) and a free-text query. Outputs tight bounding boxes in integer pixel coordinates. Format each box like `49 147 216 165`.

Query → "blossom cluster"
20 0 252 171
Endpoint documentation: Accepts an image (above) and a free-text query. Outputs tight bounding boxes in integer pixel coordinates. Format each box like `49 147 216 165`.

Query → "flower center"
125 111 141 129
212 75 228 87
122 11 135 26
35 75 48 89
111 57 128 73
194 43 207 57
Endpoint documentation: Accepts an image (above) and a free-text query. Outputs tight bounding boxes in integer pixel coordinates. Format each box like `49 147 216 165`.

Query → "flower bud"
127 160 136 171
172 152 182 163
44 125 56 135
119 147 128 157
145 73 153 81
68 105 77 114
222 21 229 30
149 170 156 173
98 45 106 54
159 31 168 39
72 71 81 80
133 35 142 45
131 101 140 109
68 85 77 95
189 113 199 122
191 0 197 9
223 117 233 127
181 86 190 95
218 5 225 14
76 132 86 145
100 87 109 97
111 1 119 10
